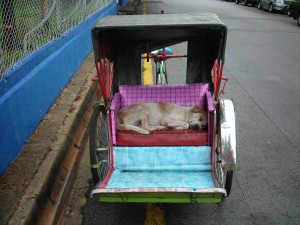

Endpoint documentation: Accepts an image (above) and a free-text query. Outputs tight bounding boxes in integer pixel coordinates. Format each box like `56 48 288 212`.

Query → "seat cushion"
116 129 208 146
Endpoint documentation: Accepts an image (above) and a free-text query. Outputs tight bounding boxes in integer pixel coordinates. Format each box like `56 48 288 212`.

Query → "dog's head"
189 106 208 130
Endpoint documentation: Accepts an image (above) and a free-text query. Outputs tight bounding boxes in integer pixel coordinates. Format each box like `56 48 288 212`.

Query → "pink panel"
119 83 209 109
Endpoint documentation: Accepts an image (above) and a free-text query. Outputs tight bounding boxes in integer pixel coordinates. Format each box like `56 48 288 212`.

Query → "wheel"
214 116 233 197
157 71 167 84
155 63 161 84
156 71 162 84
90 104 110 185
268 3 273 12
160 72 168 85
162 62 168 84
235 0 240 4
257 1 261 9
297 14 300 26
156 62 168 85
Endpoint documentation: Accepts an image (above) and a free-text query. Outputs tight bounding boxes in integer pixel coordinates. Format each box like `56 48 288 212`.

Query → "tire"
235 0 240 4
90 105 110 185
161 73 168 85
224 170 233 197
162 63 168 84
156 64 161 84
268 3 273 12
257 1 261 9
157 72 167 85
156 72 161 84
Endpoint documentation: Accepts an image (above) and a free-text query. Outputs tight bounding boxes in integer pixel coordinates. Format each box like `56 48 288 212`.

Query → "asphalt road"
62 0 300 224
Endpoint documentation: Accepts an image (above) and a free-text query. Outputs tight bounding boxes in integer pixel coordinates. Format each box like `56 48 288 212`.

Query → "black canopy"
91 13 227 92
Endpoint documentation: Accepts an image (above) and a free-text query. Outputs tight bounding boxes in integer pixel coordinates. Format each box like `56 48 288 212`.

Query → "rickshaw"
89 13 236 203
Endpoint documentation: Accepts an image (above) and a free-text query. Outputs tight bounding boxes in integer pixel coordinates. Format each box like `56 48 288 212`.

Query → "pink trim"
110 93 121 144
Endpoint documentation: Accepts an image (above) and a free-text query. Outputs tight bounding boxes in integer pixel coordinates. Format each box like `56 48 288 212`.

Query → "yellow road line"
143 0 147 14
144 203 166 225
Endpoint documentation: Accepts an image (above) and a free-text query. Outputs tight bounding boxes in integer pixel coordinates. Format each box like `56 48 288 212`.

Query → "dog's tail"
116 120 150 135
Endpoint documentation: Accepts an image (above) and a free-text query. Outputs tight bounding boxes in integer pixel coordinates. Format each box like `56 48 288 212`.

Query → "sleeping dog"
117 103 207 135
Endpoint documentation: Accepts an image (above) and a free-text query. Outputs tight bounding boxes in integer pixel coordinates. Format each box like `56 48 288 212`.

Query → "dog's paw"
158 126 168 130
143 130 150 135
140 130 150 135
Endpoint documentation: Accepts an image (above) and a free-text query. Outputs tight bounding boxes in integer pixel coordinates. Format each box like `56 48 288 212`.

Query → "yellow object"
144 203 166 225
143 55 154 85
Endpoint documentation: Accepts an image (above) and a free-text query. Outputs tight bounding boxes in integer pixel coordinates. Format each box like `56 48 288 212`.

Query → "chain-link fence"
0 0 113 79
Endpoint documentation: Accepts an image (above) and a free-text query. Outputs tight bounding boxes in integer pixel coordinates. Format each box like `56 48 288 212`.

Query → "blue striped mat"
106 146 215 190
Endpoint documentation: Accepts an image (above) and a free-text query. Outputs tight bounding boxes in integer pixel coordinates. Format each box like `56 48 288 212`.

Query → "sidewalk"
0 53 96 225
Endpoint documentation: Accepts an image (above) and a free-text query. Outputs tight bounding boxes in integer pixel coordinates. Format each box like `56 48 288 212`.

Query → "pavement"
0 3 142 224
0 52 96 225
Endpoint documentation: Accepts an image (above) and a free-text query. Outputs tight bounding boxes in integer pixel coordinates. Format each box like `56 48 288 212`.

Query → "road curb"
4 53 96 225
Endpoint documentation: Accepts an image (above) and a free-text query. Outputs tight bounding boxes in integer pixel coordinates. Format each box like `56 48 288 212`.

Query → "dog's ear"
191 105 204 113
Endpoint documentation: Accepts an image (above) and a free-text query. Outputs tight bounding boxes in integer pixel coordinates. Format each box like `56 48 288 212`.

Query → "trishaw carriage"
89 13 237 203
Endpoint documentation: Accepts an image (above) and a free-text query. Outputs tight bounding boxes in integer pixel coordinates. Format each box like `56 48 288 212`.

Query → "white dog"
116 103 207 135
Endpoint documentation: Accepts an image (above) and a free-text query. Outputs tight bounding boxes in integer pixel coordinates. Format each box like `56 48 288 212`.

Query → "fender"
219 99 237 171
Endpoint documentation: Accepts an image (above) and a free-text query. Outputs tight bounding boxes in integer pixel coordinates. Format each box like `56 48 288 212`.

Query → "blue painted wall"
0 2 118 175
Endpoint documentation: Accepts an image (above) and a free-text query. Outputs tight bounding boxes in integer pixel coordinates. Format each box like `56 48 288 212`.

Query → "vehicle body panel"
259 0 289 11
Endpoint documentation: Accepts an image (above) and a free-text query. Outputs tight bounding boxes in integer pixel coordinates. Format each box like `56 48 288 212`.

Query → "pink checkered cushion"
119 83 209 109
